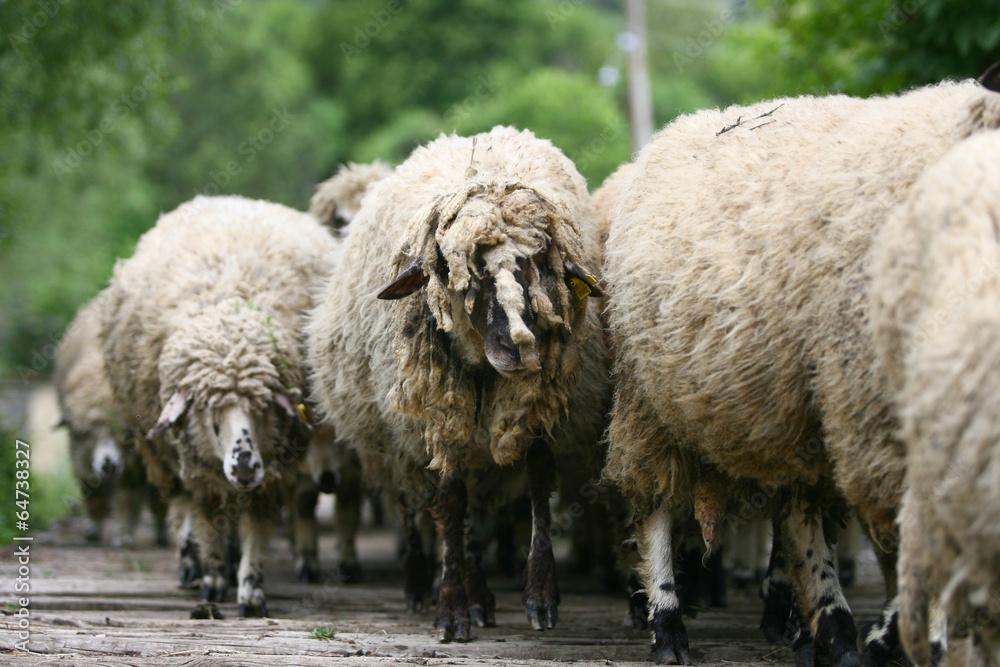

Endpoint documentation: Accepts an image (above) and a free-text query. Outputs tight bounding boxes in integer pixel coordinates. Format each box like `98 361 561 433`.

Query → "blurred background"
0 0 998 537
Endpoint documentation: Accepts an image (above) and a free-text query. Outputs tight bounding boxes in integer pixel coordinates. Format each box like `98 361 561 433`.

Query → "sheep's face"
303 423 346 493
211 402 266 489
71 425 123 481
377 189 602 377
147 303 309 489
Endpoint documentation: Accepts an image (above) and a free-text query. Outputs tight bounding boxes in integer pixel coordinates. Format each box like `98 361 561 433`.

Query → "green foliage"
455 68 631 186
4 0 1000 374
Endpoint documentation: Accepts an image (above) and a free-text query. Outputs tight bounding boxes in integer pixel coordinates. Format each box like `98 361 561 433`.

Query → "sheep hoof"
833 650 861 667
406 594 428 614
525 606 558 631
337 562 363 584
651 605 691 665
190 602 223 620
83 522 102 543
298 560 321 584
793 635 815 667
652 646 692 666
469 603 495 628
434 585 471 643
238 601 269 618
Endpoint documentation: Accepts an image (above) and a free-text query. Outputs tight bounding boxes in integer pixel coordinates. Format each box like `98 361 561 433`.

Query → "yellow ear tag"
297 403 309 423
568 277 592 299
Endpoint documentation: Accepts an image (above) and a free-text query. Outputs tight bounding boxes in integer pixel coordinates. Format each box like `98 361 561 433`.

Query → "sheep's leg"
292 476 321 583
116 480 145 548
81 479 113 542
173 496 202 587
192 498 228 603
149 487 170 548
780 499 860 667
465 490 496 627
760 515 799 645
401 499 434 613
432 473 470 642
237 491 273 617
639 500 691 665
523 438 560 631
334 456 363 583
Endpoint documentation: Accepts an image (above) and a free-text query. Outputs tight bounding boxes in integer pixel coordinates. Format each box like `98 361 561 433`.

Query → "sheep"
55 294 167 546
871 92 1000 665
308 125 609 642
602 79 1000 666
288 420 364 584
286 164 395 585
309 160 393 233
101 195 337 617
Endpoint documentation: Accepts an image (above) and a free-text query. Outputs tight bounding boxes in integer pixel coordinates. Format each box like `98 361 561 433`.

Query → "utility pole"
625 0 654 152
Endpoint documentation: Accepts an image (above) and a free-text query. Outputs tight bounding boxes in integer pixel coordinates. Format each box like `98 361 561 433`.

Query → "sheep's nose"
318 470 340 494
99 457 119 478
232 451 261 487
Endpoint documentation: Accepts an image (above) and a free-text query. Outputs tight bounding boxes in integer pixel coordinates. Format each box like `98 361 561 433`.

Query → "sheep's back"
605 82 978 498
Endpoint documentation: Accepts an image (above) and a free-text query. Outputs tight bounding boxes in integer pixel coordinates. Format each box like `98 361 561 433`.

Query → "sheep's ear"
146 389 191 439
563 258 604 298
980 62 1000 92
377 256 428 300
275 390 312 430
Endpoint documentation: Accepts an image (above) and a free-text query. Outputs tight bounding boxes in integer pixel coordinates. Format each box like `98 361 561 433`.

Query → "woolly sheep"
101 195 337 616
602 80 1000 666
288 163 394 585
309 160 393 233
55 294 166 546
308 126 608 642
289 421 364 584
872 116 1000 664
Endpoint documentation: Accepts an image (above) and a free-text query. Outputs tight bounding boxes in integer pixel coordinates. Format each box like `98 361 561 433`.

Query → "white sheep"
55 294 167 546
309 160 393 233
308 125 609 642
101 195 337 616
602 80 1000 666
872 109 1000 665
285 163 394 585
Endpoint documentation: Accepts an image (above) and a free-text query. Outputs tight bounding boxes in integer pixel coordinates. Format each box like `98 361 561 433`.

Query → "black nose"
232 451 260 486
99 457 119 478
318 470 340 494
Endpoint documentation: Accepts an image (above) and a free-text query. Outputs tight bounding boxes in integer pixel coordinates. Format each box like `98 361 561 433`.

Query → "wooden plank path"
0 516 890 666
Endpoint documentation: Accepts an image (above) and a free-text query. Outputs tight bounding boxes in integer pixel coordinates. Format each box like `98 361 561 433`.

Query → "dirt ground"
0 504 892 667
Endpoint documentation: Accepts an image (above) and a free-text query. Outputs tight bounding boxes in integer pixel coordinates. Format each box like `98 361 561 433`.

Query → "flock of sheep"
53 65 1000 667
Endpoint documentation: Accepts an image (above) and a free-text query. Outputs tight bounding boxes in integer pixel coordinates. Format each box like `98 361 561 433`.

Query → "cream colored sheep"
603 80 1000 666
308 126 608 642
55 294 166 546
309 160 393 233
872 126 1000 666
101 195 337 616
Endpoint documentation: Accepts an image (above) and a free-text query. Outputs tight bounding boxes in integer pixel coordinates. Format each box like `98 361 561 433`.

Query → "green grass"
308 627 336 640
